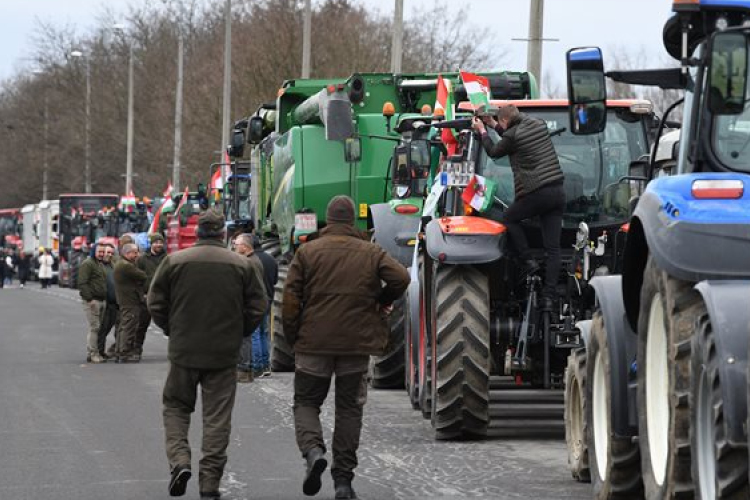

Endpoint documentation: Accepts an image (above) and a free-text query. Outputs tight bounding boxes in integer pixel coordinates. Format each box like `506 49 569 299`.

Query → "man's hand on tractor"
481 115 499 129
471 116 486 135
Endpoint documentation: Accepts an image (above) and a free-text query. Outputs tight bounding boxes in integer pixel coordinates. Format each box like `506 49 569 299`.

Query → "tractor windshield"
480 108 649 228
0 216 17 234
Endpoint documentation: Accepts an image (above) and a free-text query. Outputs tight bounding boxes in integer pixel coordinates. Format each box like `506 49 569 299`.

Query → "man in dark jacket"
114 243 147 362
16 251 31 288
97 244 119 359
79 244 108 363
148 208 267 499
134 233 166 356
472 104 566 304
283 196 410 499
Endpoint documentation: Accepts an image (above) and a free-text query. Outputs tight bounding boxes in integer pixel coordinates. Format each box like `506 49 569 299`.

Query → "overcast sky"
1 0 675 87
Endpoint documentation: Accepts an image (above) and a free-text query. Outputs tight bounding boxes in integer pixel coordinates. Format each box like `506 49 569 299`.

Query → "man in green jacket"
78 244 108 363
148 208 267 499
134 233 166 356
114 243 148 362
283 196 410 499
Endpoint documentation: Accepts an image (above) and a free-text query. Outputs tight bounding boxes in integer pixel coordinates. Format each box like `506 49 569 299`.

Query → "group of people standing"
0 247 54 288
79 233 166 363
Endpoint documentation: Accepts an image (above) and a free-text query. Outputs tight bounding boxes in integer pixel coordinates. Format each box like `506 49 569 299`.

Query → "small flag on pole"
460 71 492 108
461 174 497 212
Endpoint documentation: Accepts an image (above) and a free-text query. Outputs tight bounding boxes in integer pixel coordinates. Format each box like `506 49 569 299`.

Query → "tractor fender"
590 275 639 437
694 280 750 444
575 319 592 348
634 175 750 283
424 216 505 265
370 202 421 268
406 245 421 342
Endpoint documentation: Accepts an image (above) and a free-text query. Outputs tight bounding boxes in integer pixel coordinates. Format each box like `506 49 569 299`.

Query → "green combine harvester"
231 71 537 374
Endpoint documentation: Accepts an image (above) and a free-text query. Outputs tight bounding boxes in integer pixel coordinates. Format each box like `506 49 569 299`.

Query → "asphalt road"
0 283 591 500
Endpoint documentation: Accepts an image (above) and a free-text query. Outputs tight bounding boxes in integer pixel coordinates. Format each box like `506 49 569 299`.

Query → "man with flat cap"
283 195 410 499
148 208 268 500
135 233 167 356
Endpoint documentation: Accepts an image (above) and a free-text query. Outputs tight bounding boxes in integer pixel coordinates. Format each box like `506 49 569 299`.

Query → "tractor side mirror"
344 137 362 163
566 47 608 135
708 31 748 115
228 129 245 157
248 116 265 143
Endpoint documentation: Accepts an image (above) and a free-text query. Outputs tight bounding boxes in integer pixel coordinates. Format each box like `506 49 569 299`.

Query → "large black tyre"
270 263 294 372
261 237 281 259
565 347 591 483
431 264 491 440
370 297 406 389
637 257 698 498
691 312 748 499
404 283 421 410
586 312 643 498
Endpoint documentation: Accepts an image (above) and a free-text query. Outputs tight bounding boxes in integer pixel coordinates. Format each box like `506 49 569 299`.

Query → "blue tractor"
563 2 750 499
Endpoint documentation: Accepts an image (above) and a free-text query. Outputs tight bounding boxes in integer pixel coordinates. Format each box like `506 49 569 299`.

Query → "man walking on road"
78 244 107 363
148 209 268 499
232 233 264 384
135 233 166 356
283 195 410 499
114 243 147 363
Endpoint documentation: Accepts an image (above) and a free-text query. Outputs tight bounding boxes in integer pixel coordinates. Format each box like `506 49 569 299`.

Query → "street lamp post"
32 69 49 200
70 51 92 194
113 24 135 196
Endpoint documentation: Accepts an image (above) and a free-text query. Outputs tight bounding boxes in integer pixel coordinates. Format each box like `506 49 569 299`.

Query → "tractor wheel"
370 297 406 389
637 257 699 498
692 311 748 499
404 283 420 409
261 237 281 259
586 311 642 498
270 264 294 372
431 264 491 440
565 347 591 483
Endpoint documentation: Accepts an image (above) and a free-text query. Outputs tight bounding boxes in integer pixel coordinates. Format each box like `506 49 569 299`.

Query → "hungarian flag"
149 194 175 235
460 71 491 108
461 174 497 212
163 182 173 198
119 193 137 213
435 75 458 156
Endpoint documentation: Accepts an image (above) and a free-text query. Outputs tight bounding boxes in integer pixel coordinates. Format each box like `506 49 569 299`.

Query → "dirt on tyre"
431 264 490 440
565 347 591 483
370 297 406 389
587 311 643 498
270 263 294 372
637 257 698 498
691 311 748 499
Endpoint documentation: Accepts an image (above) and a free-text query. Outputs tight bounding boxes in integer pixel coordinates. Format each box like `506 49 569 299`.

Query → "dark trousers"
293 354 369 482
97 303 119 355
163 363 237 494
500 183 565 298
135 307 151 355
117 305 145 356
40 278 50 288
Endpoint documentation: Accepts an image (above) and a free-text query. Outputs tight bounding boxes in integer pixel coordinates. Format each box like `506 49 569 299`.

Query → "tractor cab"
390 116 435 201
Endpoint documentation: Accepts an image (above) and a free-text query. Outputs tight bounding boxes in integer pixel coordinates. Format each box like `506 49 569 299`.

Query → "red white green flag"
435 75 458 156
460 71 491 108
461 174 497 212
162 181 173 198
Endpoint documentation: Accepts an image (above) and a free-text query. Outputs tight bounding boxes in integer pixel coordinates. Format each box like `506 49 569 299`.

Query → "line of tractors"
221 1 750 499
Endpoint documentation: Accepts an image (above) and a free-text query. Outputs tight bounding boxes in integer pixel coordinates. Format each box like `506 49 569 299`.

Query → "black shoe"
522 259 541 276
334 479 358 499
199 492 221 499
168 464 191 497
303 447 328 496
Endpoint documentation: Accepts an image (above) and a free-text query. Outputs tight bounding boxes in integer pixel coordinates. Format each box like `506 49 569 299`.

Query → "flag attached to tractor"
435 75 458 156
461 174 497 212
460 71 492 108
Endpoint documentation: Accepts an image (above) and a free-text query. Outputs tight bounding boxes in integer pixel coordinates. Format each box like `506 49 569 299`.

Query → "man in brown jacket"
114 243 147 362
148 208 267 500
283 195 409 499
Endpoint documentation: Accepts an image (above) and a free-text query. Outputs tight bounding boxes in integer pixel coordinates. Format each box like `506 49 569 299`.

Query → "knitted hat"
149 233 165 244
326 195 355 225
198 208 225 232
